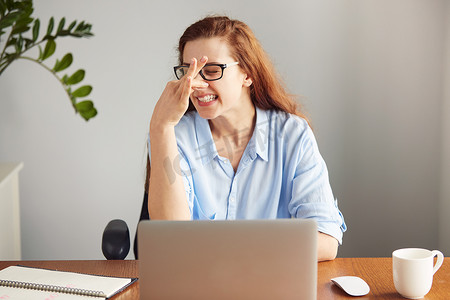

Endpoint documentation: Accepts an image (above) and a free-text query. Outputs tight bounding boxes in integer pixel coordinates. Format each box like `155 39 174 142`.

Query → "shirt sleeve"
288 127 347 244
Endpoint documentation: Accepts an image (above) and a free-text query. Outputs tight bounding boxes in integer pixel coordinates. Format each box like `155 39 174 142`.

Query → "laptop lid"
138 219 317 300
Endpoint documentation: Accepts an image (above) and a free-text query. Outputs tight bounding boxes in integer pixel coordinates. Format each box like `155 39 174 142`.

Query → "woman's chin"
197 110 219 120
193 102 220 120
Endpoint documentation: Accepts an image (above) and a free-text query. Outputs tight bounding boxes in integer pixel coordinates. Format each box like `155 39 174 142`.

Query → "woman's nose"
192 76 209 90
193 73 208 87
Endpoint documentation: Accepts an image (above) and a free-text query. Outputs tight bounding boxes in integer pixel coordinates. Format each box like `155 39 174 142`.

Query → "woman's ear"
243 74 253 87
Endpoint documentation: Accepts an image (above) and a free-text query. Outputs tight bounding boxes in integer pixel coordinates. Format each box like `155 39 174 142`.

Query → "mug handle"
431 250 444 275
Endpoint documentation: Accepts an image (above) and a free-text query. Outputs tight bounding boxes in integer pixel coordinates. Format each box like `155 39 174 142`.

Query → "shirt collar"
194 106 270 165
250 106 269 161
194 113 218 165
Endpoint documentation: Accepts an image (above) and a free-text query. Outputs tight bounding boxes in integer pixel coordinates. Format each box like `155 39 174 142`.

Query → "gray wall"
0 0 449 259
440 0 450 253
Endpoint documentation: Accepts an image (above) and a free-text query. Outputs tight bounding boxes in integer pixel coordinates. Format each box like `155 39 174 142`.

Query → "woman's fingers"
181 76 193 100
180 56 209 98
151 56 209 127
179 77 208 100
187 57 198 78
187 56 208 79
197 56 208 72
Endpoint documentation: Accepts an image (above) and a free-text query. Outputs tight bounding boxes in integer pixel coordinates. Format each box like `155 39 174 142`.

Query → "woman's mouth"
196 94 218 106
197 94 217 103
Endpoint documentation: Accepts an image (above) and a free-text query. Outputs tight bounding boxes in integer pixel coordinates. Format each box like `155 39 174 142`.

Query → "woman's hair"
145 15 309 193
178 15 309 121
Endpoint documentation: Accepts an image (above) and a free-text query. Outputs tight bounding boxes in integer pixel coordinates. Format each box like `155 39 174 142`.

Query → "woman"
146 16 346 261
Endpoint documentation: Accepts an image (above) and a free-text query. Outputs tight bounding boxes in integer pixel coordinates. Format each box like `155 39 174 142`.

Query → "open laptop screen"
138 219 317 300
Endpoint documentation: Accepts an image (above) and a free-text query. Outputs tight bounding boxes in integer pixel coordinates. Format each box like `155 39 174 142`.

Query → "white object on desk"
0 265 136 299
331 276 370 296
0 162 24 260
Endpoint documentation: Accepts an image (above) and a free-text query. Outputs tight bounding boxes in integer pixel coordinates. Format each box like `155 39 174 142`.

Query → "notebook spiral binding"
0 279 107 298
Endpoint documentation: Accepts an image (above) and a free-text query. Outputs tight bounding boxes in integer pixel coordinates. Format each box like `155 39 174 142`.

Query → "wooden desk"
0 258 448 299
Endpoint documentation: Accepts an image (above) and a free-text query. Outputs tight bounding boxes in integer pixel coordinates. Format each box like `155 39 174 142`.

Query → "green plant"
0 0 97 121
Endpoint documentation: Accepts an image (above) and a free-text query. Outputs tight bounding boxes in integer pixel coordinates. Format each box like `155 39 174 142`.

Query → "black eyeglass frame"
173 62 239 81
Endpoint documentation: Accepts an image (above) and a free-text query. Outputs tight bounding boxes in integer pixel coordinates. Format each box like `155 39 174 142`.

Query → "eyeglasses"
173 62 239 81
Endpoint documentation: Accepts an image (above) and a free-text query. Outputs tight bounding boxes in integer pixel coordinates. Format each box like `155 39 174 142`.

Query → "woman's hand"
150 56 209 132
147 57 208 220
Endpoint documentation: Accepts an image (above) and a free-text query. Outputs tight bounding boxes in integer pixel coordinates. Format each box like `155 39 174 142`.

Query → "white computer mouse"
331 276 370 296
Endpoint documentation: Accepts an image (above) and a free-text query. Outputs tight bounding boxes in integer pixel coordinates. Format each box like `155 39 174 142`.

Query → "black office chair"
101 192 149 260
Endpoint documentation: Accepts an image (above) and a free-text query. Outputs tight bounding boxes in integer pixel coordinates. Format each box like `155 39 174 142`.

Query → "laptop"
138 219 317 300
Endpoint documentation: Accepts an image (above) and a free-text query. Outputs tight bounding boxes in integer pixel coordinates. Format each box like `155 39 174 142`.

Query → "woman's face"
182 37 253 121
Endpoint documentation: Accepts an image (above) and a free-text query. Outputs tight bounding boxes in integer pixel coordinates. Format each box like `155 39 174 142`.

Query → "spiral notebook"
0 265 137 299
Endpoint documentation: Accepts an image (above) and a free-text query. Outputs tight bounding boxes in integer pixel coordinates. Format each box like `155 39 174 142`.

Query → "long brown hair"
145 15 309 193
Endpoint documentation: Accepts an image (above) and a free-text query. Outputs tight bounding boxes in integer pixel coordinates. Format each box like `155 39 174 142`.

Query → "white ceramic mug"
392 248 444 299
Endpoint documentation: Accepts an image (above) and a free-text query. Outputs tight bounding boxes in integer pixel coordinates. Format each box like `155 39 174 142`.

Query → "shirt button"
230 197 236 203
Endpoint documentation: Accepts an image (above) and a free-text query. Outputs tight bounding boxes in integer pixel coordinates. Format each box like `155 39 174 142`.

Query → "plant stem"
0 28 13 62
0 36 45 75
18 56 76 110
19 55 53 73
0 59 14 75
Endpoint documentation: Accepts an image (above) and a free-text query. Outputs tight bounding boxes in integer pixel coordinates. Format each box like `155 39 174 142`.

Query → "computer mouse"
331 276 370 296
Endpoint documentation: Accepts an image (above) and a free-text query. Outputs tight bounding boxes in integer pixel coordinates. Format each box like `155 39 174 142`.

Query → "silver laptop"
138 219 317 300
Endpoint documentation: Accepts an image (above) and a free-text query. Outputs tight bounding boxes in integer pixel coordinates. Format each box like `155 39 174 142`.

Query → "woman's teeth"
198 95 217 102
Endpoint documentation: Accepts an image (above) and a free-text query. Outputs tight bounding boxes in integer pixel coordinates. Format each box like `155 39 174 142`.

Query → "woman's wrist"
149 118 176 138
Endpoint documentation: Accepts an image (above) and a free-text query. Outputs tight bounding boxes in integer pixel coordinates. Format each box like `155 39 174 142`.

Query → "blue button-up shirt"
149 107 346 243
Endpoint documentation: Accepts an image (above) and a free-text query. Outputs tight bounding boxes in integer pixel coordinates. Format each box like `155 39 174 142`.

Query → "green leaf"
67 20 76 31
15 35 23 52
0 11 21 29
62 74 69 84
13 0 32 14
53 53 72 72
57 17 65 33
80 109 97 121
75 21 85 31
71 85 92 98
24 37 33 49
75 100 93 112
66 69 85 85
32 18 39 41
71 21 93 38
0 2 6 17
5 0 14 10
57 29 69 36
75 100 97 121
46 16 54 36
11 25 29 35
38 44 42 59
40 38 55 60
6 37 17 48
14 16 33 29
